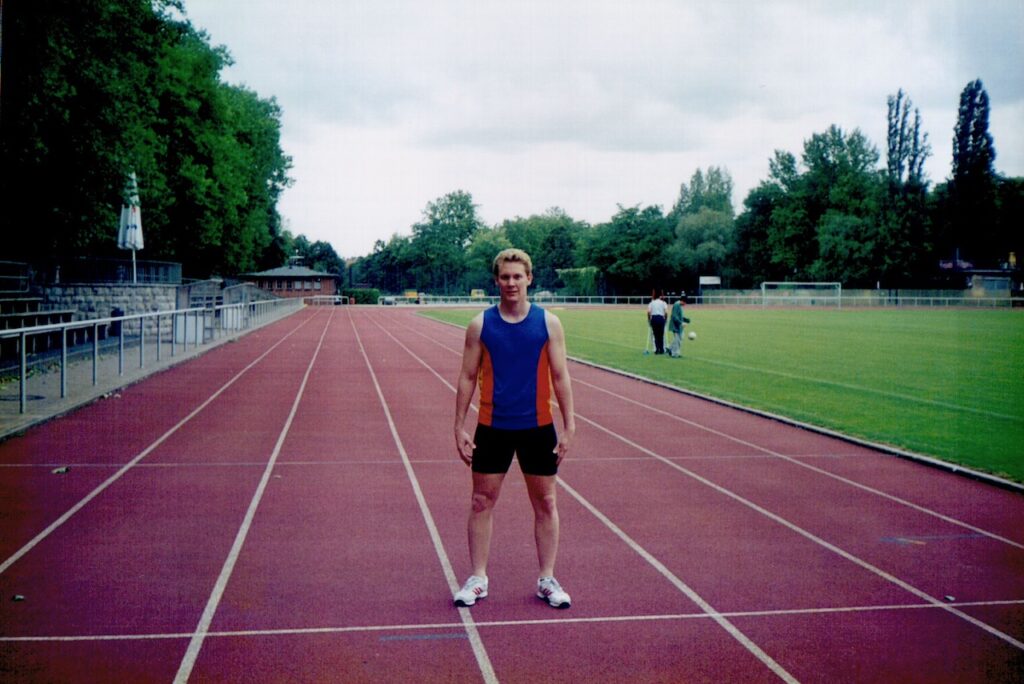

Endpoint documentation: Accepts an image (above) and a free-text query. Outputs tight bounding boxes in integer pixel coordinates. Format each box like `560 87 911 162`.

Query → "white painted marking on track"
5 599 1023 643
350 310 498 684
0 310 321 577
174 310 335 683
367 315 800 683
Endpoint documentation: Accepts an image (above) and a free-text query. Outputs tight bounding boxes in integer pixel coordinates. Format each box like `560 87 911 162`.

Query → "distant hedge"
342 288 380 304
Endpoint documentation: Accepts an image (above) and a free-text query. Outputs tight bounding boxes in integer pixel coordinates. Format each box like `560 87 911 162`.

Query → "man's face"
495 261 532 301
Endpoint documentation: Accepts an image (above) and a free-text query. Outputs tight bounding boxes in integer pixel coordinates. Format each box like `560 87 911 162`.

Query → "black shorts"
472 423 559 476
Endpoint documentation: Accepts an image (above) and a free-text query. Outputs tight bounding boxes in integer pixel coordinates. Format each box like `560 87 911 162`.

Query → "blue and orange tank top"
478 304 553 429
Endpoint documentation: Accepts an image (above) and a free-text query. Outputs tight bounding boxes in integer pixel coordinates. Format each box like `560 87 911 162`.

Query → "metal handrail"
0 298 303 414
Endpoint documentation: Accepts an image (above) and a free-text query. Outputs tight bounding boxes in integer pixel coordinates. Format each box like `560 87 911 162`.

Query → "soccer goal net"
760 282 842 308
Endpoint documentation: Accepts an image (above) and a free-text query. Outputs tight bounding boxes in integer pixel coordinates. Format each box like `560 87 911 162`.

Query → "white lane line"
350 310 497 684
0 310 320 577
173 310 334 683
405 313 1024 549
367 316 799 684
394 314 1024 651
7 599 1023 643
576 412 1024 652
556 477 799 682
574 377 1024 551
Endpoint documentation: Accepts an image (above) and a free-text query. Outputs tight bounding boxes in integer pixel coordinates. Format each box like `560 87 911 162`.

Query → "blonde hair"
492 248 533 277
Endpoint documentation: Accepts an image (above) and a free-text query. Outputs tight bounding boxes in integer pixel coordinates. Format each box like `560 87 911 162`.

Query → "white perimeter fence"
378 291 1016 308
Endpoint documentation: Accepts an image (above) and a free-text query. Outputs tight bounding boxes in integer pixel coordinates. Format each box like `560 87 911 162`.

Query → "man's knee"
530 489 557 518
471 490 498 514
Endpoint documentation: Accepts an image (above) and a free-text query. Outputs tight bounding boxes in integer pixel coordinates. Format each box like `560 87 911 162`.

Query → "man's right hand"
455 428 476 466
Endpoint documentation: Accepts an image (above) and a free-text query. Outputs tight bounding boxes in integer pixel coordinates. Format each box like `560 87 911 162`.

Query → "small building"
242 262 339 299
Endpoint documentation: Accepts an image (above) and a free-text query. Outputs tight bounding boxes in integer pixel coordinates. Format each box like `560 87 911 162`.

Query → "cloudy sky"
181 0 1023 259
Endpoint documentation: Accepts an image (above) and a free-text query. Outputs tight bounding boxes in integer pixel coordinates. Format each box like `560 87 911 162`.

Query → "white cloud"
183 0 1023 257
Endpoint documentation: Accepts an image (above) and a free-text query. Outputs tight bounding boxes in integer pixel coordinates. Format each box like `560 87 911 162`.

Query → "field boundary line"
174 310 334 683
351 311 497 684
0 311 321 577
6 599 1023 643
367 314 800 684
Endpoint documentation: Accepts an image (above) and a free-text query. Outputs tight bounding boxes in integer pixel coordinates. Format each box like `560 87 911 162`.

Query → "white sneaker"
454 575 488 607
536 576 571 609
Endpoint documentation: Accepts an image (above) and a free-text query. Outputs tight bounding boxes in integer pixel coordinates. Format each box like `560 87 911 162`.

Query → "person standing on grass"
647 290 668 354
668 293 689 358
453 248 576 609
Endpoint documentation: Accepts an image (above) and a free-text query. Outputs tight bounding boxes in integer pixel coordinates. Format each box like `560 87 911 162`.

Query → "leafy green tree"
581 205 675 295
2 0 167 260
995 178 1024 270
1 0 292 279
354 235 415 293
672 208 735 279
463 228 513 293
731 182 785 287
670 166 735 220
749 127 883 283
669 167 736 287
410 190 482 293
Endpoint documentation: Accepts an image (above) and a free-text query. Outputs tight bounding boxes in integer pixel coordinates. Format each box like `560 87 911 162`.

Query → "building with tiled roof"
242 259 339 299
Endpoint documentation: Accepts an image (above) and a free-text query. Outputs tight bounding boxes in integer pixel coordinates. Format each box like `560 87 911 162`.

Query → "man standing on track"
453 248 576 609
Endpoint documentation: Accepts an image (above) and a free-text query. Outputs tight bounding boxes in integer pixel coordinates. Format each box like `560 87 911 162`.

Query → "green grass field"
424 306 1024 483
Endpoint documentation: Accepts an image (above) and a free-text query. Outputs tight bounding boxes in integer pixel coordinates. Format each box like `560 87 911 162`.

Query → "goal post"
760 282 842 308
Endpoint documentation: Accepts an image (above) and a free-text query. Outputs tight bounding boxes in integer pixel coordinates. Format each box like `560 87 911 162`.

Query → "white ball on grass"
688 331 697 340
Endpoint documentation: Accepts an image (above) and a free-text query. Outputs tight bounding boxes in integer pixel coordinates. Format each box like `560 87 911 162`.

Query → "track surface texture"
1 306 1021 683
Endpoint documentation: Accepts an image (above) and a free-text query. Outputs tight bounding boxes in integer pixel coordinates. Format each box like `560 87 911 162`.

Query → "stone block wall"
40 284 178 335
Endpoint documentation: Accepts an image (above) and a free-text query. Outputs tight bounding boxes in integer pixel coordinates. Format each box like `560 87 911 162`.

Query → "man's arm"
545 311 576 464
454 313 484 466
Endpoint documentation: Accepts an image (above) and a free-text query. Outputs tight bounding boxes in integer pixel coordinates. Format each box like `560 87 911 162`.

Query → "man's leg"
652 316 666 353
468 472 505 576
523 474 559 576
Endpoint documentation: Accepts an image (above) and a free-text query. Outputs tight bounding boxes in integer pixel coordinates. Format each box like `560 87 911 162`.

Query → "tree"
672 208 735 278
880 89 933 285
410 190 482 293
460 228 511 293
731 181 785 287
0 0 292 278
945 79 1000 265
670 166 734 220
886 89 930 187
581 205 675 295
670 167 736 287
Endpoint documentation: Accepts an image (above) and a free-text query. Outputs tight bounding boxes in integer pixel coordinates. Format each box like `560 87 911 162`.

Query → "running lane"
0 308 331 682
187 308 487 683
356 309 797 682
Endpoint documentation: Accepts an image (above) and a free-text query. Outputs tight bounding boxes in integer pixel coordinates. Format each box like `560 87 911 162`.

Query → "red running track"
0 306 1021 683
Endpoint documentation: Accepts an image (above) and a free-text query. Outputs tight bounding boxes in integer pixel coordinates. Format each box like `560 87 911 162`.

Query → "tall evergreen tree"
881 89 932 285
946 79 1000 265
